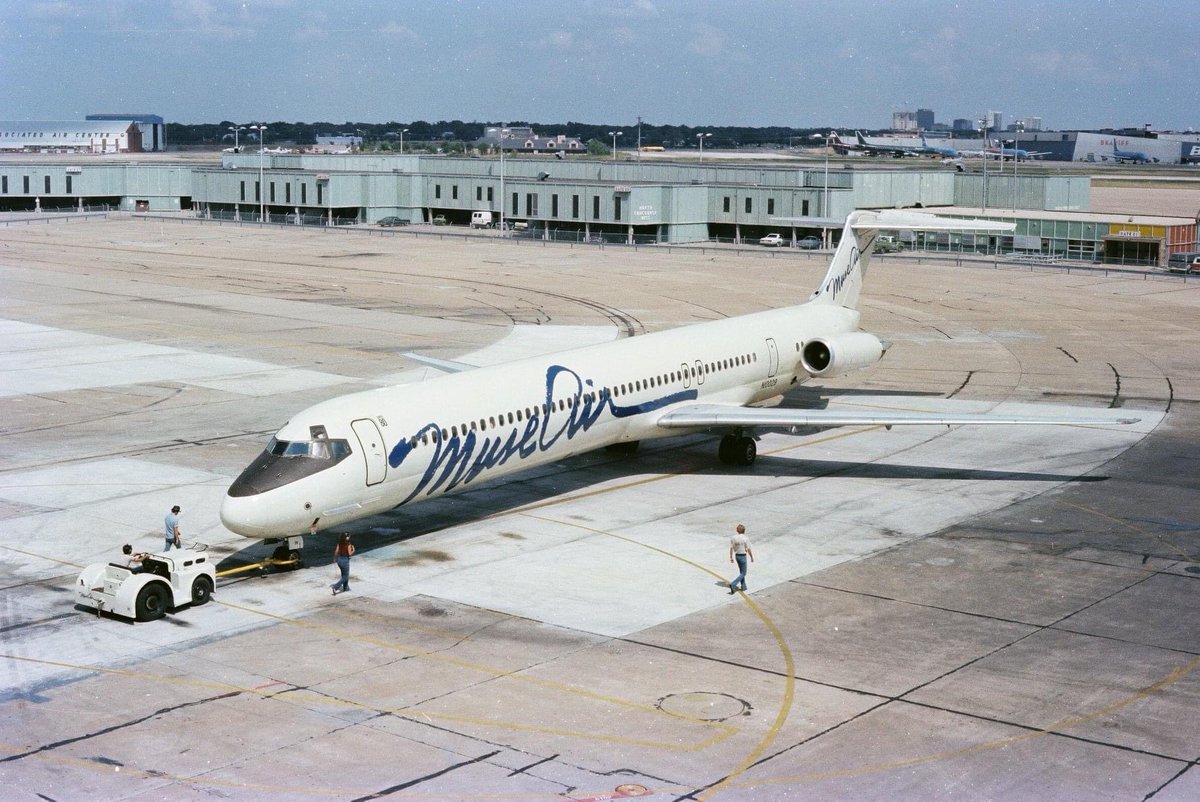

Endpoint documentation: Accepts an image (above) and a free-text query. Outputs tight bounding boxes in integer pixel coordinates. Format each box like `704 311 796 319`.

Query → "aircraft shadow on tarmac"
219 430 1105 574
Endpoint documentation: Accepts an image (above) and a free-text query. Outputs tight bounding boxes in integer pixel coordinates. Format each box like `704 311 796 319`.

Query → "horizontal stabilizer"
402 352 478 374
656 403 1139 430
848 210 1014 234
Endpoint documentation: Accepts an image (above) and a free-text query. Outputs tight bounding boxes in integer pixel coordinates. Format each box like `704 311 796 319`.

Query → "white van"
470 210 494 228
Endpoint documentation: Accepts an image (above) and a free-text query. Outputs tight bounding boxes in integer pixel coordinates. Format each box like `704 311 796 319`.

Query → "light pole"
250 124 267 221
1012 122 1024 211
824 131 835 217
498 124 506 234
228 125 244 152
977 117 988 214
400 127 409 154
608 130 623 161
697 132 711 163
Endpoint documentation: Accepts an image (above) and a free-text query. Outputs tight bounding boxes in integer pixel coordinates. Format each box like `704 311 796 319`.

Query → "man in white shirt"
728 524 754 594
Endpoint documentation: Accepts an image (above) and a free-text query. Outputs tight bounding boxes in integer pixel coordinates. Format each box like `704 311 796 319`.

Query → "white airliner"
220 211 1138 553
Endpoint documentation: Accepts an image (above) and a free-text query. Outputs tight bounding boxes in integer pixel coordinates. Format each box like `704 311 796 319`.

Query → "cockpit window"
228 435 353 498
268 438 351 461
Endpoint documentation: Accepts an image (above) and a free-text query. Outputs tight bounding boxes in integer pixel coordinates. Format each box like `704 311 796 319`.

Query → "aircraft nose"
219 493 270 537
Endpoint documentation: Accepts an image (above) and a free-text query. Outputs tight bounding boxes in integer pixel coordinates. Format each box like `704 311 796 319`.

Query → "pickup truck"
759 233 786 247
76 547 216 621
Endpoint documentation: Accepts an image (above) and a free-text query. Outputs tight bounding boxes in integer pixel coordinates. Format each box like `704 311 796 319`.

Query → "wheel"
734 436 757 467
287 550 304 569
135 583 169 621
190 575 213 606
718 434 737 464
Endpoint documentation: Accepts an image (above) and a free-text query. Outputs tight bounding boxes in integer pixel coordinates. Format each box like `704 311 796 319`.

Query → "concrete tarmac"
0 216 1197 801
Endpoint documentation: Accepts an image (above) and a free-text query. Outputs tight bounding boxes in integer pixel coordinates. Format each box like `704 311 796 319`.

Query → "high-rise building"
1021 116 1043 132
892 110 917 131
916 109 935 130
952 118 974 132
985 110 1004 131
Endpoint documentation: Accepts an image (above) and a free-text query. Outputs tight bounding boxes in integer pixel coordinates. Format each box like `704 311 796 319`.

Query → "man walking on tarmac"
728 523 753 594
164 505 182 550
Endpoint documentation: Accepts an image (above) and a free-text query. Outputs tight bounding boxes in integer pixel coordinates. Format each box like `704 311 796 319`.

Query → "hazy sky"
3 0 1198 130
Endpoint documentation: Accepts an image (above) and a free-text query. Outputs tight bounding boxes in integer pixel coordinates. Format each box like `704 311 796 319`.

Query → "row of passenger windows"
406 351 758 449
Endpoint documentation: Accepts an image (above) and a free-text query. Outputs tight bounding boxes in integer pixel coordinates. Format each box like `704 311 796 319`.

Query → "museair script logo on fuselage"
386 364 698 503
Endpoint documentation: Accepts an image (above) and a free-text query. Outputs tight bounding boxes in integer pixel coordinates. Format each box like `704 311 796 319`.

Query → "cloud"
688 23 725 57
379 22 419 41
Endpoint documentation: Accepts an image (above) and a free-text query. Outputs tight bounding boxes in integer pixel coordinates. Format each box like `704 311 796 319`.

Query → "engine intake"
801 333 884 378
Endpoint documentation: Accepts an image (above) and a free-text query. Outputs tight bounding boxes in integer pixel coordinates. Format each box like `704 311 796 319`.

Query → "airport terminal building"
0 151 1195 266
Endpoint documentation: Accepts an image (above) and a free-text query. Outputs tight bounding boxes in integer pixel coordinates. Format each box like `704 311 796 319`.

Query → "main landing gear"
718 431 757 466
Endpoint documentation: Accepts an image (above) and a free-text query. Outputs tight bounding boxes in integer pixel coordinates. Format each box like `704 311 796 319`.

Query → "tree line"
165 120 836 151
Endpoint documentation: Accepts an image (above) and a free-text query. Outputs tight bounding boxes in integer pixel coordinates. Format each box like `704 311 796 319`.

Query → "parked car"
759 233 786 247
431 215 448 225
796 236 822 249
377 216 407 227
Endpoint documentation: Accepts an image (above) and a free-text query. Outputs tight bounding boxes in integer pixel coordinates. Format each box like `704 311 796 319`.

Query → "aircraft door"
351 418 387 486
680 362 692 389
694 359 706 386
765 338 779 378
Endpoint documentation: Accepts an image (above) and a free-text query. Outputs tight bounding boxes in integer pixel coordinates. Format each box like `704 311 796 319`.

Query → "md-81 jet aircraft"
220 211 1138 555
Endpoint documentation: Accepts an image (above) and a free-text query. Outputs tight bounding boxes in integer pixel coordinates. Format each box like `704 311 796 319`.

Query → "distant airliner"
854 131 919 157
220 211 1139 554
1108 140 1156 164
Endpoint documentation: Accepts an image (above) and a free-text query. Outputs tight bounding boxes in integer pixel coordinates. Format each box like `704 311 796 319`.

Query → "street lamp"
977 116 988 214
400 127 409 154
697 132 712 163
1012 121 1024 211
250 124 267 221
498 124 506 234
228 125 245 152
608 130 623 161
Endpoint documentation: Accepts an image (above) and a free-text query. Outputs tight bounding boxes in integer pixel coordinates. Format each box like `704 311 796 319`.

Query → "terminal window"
2 176 6 193
572 195 580 219
593 195 600 219
745 197 752 213
552 194 559 217
240 181 245 201
45 176 51 194
614 196 622 221
23 176 30 193
453 185 458 200
768 198 775 215
723 196 730 213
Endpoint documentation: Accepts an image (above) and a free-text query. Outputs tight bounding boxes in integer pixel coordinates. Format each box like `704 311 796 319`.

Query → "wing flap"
655 403 1140 429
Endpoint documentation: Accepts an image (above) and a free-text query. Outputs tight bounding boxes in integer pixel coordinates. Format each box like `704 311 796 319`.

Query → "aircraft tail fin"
810 211 1015 309
855 130 869 146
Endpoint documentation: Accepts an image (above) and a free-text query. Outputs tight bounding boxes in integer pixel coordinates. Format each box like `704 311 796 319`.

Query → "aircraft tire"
734 436 757 467
135 583 169 621
718 434 737 464
191 575 213 605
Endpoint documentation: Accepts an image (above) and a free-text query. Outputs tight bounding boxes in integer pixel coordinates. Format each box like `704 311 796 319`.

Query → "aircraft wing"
655 403 1140 430
402 352 478 373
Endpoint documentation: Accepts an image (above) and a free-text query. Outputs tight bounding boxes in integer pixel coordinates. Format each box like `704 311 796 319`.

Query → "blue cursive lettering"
387 364 697 503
